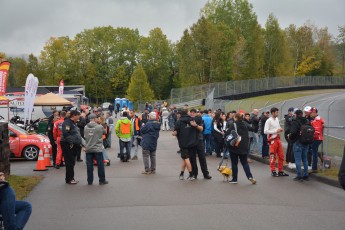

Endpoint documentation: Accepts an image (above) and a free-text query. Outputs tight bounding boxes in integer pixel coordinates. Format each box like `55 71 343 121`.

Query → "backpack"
299 121 315 144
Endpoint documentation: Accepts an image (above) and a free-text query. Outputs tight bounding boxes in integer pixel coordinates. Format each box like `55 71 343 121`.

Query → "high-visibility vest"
134 118 140 131
120 122 131 134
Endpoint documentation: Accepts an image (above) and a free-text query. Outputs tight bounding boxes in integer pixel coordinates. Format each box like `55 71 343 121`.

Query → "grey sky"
1 0 344 56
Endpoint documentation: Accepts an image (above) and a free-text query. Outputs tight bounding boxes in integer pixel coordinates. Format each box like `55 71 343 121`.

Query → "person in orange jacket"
310 107 325 172
53 111 66 169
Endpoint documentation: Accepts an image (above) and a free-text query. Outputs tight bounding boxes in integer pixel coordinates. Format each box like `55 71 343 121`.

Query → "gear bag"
299 121 315 144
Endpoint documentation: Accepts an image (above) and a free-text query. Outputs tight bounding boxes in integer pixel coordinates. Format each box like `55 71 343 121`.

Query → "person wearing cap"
289 109 310 181
115 111 133 162
140 112 161 174
161 107 170 131
84 114 109 185
61 110 86 184
310 107 324 172
303 106 313 122
264 107 289 177
129 110 141 160
284 107 296 169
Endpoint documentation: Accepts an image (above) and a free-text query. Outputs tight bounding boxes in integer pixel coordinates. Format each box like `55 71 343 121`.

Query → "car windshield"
9 123 27 135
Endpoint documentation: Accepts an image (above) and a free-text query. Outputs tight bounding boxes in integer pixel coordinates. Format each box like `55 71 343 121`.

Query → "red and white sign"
0 61 10 96
23 74 39 124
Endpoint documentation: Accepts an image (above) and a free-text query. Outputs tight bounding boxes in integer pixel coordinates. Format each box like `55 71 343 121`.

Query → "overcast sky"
1 0 344 56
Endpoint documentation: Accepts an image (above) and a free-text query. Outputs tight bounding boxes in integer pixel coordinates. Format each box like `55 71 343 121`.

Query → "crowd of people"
43 101 329 184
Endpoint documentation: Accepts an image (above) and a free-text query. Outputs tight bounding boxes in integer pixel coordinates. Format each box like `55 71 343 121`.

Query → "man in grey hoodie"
84 114 109 185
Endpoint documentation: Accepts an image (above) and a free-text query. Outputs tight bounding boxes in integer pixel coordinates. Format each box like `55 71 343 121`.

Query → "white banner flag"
23 74 39 125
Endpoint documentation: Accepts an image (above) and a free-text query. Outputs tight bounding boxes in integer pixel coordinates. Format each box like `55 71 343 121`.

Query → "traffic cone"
34 149 48 171
44 145 53 167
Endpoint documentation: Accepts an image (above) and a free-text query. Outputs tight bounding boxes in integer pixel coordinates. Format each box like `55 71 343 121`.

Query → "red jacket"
53 118 64 140
311 115 324 141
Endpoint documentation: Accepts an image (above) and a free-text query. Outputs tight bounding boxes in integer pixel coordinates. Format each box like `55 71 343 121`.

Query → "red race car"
9 123 52 161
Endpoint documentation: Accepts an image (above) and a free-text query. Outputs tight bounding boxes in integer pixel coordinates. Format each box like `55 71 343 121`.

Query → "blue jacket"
141 120 161 151
202 114 212 135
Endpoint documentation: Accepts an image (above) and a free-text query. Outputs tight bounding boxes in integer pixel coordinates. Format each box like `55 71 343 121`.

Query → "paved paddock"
12 130 345 230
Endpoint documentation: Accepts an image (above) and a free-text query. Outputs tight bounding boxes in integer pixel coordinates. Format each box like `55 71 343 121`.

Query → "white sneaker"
290 163 296 169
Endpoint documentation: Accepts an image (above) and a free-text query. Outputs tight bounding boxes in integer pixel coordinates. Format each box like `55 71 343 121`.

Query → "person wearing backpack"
115 111 133 162
310 107 324 172
289 109 311 181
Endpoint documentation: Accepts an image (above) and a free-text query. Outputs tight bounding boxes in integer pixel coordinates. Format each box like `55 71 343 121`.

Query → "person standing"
250 109 259 155
289 109 310 181
76 111 87 162
115 111 133 162
53 111 66 169
172 109 199 181
189 109 212 179
47 110 59 166
284 107 295 169
202 109 213 156
259 110 270 158
310 107 324 172
161 107 170 131
264 107 289 177
339 146 345 190
61 110 85 184
105 111 114 148
140 112 161 174
225 113 256 184
0 172 32 230
212 112 224 158
129 110 140 160
108 103 114 116
84 114 109 185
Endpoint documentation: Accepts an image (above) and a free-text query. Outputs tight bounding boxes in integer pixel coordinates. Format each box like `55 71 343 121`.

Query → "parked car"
101 102 111 110
8 123 52 160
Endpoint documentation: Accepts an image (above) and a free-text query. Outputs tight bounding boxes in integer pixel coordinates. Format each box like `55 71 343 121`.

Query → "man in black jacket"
172 109 201 181
289 109 309 182
284 107 295 168
61 110 85 184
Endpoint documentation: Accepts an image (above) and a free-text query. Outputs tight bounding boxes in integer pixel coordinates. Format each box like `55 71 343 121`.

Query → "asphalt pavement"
12 128 345 230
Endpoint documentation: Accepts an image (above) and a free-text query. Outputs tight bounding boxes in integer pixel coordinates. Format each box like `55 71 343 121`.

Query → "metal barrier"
170 76 345 104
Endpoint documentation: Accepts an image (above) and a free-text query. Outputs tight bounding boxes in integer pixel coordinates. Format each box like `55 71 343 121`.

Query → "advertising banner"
0 61 11 96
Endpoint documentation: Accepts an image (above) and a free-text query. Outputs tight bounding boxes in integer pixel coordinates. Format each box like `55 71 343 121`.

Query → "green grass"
8 175 43 200
317 168 340 180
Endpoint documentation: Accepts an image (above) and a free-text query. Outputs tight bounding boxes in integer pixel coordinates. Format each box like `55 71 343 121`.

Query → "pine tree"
126 64 154 103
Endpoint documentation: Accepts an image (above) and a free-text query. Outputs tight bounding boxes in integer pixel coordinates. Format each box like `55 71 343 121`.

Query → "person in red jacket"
53 111 66 169
310 107 324 172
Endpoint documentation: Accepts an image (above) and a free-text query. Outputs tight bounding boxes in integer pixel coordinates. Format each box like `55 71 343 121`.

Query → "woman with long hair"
225 113 256 184
212 112 224 158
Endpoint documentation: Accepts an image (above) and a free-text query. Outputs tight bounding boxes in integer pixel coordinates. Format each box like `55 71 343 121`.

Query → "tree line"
1 0 344 104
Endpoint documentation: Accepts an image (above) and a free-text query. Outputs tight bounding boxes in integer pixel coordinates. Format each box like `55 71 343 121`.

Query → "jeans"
142 149 156 172
258 134 263 156
230 153 253 181
107 132 112 148
311 140 322 170
0 186 32 230
168 117 175 130
131 135 139 157
250 133 258 154
119 140 131 160
86 152 106 184
293 142 309 177
203 134 212 154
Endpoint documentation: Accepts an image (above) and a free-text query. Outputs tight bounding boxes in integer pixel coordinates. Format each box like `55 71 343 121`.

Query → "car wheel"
22 146 39 161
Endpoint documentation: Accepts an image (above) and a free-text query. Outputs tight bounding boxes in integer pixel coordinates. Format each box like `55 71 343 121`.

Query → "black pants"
76 144 82 161
286 140 295 163
61 142 78 183
49 137 57 165
190 140 210 178
230 153 253 181
262 134 269 157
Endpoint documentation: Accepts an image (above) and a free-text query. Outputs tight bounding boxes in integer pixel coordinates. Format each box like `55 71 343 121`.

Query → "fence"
170 76 345 104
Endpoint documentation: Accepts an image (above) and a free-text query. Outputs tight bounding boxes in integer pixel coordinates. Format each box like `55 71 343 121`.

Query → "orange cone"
44 145 53 167
34 149 48 171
